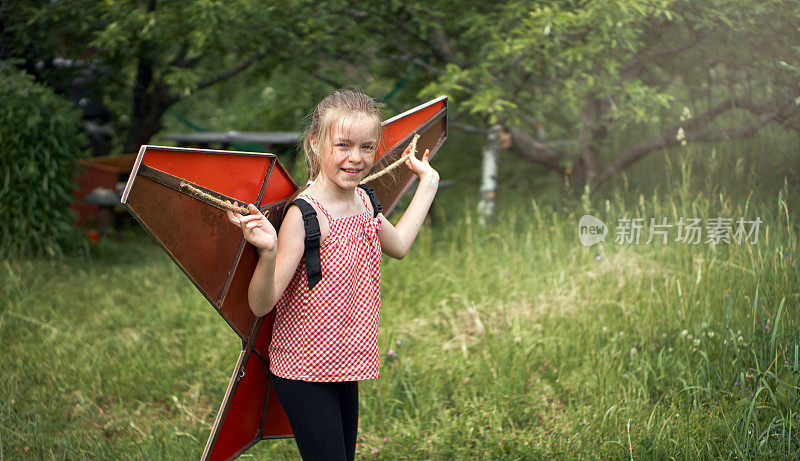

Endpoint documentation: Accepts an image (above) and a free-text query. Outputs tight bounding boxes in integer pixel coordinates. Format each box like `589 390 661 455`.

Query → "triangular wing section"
201 339 292 461
121 146 298 339
368 96 448 216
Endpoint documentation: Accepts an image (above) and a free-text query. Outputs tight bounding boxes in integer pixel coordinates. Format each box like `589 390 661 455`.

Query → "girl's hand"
404 147 439 186
226 203 277 255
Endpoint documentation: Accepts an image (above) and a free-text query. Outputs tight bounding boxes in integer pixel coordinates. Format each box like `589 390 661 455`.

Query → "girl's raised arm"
227 204 305 316
377 147 439 259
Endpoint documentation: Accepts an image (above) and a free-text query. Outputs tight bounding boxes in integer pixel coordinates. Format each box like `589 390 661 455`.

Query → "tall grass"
1 131 798 459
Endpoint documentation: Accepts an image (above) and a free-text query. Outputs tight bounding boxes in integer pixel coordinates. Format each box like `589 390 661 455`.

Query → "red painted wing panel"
204 318 290 460
218 245 259 338
141 147 272 204
125 175 245 310
203 352 269 461
262 161 296 205
379 97 446 159
261 377 293 438
254 308 277 359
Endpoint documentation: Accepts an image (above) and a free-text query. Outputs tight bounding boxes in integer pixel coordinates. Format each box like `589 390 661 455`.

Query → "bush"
0 64 87 257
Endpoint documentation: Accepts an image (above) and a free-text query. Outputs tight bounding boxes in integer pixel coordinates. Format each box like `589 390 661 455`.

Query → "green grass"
1 132 799 459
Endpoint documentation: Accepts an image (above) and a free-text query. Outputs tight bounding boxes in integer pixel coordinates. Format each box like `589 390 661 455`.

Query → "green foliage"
396 0 800 188
414 0 677 126
0 65 87 257
2 0 377 153
162 64 334 136
3 0 798 191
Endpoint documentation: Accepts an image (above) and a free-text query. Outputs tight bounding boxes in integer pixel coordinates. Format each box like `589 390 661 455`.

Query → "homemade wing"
120 96 447 460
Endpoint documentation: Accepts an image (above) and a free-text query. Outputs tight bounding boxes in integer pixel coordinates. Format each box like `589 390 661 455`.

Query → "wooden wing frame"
120 96 447 461
122 146 297 460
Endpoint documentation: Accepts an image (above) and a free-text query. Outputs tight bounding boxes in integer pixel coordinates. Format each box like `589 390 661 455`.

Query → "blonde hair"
301 89 382 180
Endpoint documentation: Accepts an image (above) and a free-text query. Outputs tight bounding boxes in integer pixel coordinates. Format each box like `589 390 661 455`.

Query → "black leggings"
270 373 359 461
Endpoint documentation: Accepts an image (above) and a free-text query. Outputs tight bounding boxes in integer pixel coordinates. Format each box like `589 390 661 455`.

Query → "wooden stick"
180 182 252 215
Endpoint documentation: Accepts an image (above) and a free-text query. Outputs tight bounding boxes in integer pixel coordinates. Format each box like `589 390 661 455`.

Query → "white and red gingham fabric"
269 187 382 382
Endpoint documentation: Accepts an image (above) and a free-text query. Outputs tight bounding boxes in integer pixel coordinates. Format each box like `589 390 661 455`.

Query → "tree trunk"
122 55 175 153
572 92 606 193
477 125 501 224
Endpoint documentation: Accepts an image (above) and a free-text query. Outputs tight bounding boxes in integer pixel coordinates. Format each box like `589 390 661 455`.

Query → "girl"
227 90 439 460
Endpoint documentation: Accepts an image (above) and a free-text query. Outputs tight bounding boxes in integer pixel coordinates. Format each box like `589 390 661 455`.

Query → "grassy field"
2 133 799 459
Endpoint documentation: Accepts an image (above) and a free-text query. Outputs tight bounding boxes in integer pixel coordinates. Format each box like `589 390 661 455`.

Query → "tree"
4 0 798 219
1 0 372 154
357 0 800 218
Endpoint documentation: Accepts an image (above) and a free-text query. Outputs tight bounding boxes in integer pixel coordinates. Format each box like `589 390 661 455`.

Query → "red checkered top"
269 187 382 382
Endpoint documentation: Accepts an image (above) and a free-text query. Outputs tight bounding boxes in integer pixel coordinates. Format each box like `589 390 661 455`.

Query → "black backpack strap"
290 198 322 290
357 184 382 218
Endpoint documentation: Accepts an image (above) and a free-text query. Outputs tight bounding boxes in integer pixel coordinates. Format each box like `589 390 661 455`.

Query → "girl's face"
313 113 379 190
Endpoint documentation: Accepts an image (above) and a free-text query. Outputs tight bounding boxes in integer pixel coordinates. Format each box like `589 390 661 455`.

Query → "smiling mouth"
341 168 362 175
